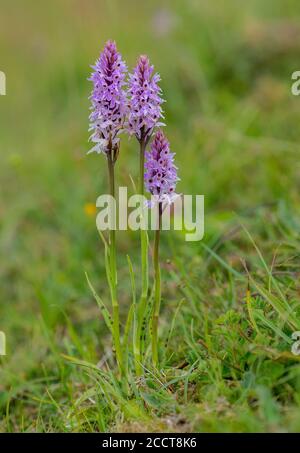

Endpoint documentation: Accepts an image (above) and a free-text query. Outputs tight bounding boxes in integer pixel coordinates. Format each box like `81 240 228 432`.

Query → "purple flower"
127 55 164 141
144 130 179 204
88 40 127 155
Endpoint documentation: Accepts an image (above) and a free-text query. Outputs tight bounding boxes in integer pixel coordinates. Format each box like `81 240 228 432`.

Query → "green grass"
1 0 300 432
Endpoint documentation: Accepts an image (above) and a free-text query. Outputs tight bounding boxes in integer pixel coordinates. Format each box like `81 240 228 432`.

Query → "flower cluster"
127 55 164 140
144 130 179 204
87 40 181 374
88 41 127 155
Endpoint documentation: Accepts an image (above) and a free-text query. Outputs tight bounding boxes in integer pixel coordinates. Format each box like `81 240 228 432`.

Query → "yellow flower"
84 202 96 217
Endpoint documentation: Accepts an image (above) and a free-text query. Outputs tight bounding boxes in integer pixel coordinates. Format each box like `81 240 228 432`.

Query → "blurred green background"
1 0 300 432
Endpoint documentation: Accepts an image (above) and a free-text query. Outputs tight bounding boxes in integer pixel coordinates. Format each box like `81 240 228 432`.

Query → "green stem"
107 152 123 375
134 137 149 375
152 202 162 368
